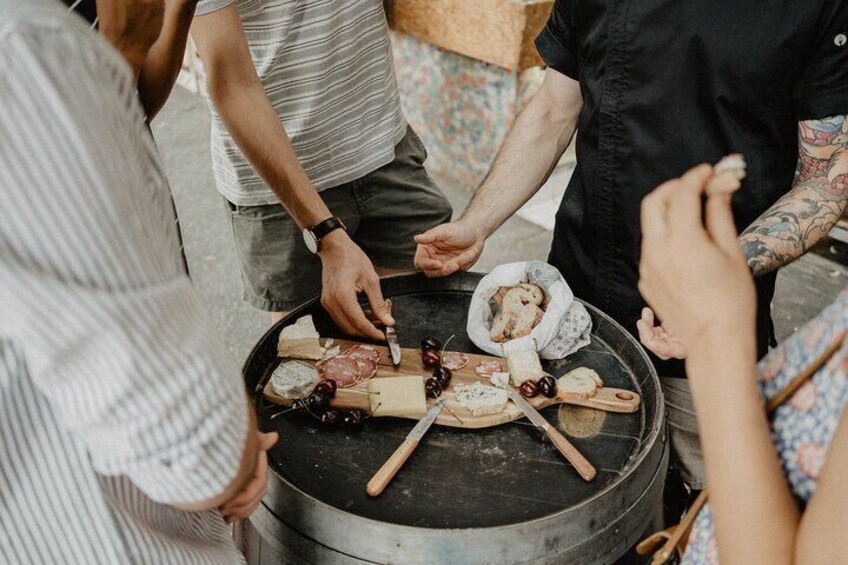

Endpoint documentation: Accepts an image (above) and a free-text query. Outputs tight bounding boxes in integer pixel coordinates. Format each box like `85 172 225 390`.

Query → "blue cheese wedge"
454 382 508 416
506 348 544 385
277 315 323 360
271 361 319 399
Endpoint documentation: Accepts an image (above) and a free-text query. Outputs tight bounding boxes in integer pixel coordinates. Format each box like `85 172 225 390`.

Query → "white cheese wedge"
454 382 508 416
368 376 427 418
277 315 323 360
271 361 319 399
506 348 544 385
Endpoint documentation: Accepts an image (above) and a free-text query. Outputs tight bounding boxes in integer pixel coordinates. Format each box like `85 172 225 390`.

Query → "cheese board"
263 339 641 429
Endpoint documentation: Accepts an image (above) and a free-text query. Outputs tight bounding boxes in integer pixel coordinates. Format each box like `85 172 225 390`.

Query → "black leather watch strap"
310 216 346 241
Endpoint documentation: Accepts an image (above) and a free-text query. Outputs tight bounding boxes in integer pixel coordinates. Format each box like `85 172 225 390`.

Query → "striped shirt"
196 0 407 206
0 2 248 563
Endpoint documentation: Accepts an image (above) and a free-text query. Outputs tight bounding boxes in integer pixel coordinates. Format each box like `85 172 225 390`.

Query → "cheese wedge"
368 376 427 418
506 348 544 385
277 315 323 360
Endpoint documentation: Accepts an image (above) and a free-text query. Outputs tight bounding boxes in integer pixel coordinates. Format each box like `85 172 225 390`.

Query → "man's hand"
413 220 486 277
219 430 277 523
319 230 394 340
636 307 688 360
638 163 757 350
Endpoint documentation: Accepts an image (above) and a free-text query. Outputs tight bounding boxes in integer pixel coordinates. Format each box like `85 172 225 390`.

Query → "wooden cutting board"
263 340 641 429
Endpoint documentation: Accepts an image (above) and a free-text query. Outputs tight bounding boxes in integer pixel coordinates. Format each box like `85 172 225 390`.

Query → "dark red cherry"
519 380 538 398
306 391 330 412
537 376 557 398
425 377 443 398
314 380 337 399
422 349 441 368
342 409 364 427
433 366 452 387
320 409 340 426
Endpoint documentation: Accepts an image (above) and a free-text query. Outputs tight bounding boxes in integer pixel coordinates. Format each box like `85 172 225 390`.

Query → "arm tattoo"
740 115 848 277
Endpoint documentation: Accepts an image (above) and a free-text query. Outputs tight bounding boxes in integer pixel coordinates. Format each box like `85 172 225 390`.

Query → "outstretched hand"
319 231 394 341
637 307 688 360
414 220 485 277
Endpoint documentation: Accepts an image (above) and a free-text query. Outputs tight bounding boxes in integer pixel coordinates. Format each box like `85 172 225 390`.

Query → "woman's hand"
638 163 756 353
637 307 688 360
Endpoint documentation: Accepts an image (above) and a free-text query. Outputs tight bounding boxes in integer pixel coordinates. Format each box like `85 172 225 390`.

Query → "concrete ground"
152 87 847 365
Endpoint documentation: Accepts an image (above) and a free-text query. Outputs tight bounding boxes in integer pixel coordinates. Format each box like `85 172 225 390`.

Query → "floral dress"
682 286 848 564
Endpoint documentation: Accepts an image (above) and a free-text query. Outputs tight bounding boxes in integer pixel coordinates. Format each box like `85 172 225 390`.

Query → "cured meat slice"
342 344 381 364
475 359 505 379
351 357 378 382
441 351 469 371
320 355 361 387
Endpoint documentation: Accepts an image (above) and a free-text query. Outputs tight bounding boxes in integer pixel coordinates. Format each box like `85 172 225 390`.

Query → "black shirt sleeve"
793 1 848 120
534 0 579 80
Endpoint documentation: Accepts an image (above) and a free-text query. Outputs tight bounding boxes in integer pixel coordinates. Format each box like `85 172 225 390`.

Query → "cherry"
314 380 337 399
320 409 340 426
433 366 452 387
519 380 538 398
425 377 442 398
422 349 441 368
421 337 441 351
307 391 330 412
292 398 307 411
537 375 557 398
342 409 364 427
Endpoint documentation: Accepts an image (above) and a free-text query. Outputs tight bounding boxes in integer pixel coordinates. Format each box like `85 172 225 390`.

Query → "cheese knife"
366 401 443 497
503 388 597 482
384 325 402 366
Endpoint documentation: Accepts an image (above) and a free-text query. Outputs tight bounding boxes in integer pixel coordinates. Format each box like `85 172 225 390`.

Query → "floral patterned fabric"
682 286 848 564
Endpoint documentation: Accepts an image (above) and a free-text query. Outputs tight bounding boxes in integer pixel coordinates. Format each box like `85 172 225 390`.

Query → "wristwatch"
302 216 346 254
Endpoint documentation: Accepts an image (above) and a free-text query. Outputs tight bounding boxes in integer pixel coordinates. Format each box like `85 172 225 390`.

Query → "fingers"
258 431 278 451
641 178 678 242
667 164 712 233
222 453 269 522
705 192 741 256
636 317 671 360
413 224 452 245
362 276 394 328
343 286 386 341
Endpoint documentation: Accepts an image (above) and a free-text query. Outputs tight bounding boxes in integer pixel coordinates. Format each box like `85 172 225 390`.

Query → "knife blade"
385 326 401 366
366 401 444 497
504 388 597 482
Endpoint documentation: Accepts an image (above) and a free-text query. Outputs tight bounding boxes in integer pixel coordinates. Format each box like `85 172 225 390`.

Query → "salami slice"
342 344 381 364
320 355 361 387
441 351 469 371
475 359 504 378
352 357 378 381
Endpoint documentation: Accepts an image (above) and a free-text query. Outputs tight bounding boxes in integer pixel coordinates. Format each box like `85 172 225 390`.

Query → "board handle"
559 387 641 413
545 425 597 482
366 438 419 497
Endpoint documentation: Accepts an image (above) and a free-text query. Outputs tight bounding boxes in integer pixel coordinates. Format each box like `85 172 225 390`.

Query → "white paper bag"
466 261 592 360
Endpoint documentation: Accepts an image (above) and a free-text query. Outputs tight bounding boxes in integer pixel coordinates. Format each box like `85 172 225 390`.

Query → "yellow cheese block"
368 375 427 418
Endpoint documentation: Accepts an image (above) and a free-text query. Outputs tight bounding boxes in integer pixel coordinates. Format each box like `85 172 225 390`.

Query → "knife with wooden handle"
366 401 443 497
504 388 597 481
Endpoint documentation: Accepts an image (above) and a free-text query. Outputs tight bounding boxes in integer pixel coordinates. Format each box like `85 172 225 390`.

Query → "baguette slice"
510 303 541 339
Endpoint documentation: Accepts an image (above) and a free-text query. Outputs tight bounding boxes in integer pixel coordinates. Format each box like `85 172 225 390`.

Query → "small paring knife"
366 401 444 497
503 387 597 482
385 326 401 366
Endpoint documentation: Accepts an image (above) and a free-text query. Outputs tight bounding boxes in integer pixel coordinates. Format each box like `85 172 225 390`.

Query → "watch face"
302 228 319 254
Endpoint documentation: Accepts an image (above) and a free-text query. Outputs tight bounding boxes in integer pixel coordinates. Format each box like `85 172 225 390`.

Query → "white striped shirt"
0 2 248 563
196 0 407 205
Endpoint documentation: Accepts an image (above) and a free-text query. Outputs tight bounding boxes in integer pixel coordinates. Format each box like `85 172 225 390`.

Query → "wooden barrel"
242 273 668 564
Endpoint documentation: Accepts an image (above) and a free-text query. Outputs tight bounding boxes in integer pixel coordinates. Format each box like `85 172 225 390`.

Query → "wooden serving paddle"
265 340 642 430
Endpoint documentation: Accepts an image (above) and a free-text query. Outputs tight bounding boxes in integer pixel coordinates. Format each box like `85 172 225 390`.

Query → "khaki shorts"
225 126 453 311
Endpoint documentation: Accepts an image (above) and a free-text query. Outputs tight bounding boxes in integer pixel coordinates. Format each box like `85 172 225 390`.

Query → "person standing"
414 0 848 497
0 1 273 562
189 1 452 339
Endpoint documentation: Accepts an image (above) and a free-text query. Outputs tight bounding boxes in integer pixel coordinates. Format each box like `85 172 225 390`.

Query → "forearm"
462 72 580 236
211 80 331 228
740 115 848 277
687 331 800 565
138 0 198 121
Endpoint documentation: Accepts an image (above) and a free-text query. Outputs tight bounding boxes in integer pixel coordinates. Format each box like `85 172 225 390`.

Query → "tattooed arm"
740 115 848 276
